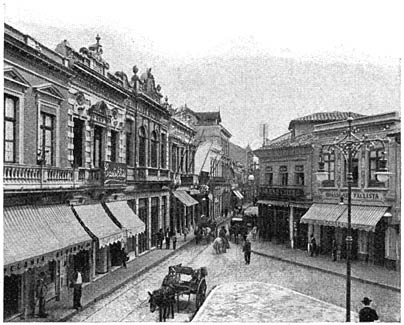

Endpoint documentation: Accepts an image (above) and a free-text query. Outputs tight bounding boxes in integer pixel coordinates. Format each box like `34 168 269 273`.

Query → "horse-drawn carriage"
148 264 208 322
195 219 217 244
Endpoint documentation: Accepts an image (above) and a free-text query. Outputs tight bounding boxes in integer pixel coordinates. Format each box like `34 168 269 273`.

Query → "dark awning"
335 205 389 232
232 190 244 200
105 201 145 237
4 205 92 276
173 190 199 207
300 204 346 227
73 204 123 248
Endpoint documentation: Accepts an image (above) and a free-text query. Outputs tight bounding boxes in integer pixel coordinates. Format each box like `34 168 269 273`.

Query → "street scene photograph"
1 0 401 323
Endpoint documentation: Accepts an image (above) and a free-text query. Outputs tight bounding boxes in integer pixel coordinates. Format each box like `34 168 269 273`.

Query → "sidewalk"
18 234 195 322
249 237 400 292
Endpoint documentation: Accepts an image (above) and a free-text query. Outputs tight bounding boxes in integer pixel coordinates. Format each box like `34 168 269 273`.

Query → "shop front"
103 200 146 255
301 202 391 265
72 204 124 275
172 189 198 233
3 204 92 320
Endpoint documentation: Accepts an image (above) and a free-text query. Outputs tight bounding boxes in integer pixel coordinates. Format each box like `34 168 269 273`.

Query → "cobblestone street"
68 237 400 322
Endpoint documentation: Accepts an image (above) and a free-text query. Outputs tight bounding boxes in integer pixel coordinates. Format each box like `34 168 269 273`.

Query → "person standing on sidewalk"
172 232 177 250
35 272 48 318
165 228 171 249
242 236 251 264
310 234 317 257
72 268 83 310
183 226 189 241
331 238 338 261
158 228 164 249
359 297 379 322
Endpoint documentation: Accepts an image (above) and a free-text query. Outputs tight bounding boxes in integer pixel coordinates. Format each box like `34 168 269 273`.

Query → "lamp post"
315 113 391 322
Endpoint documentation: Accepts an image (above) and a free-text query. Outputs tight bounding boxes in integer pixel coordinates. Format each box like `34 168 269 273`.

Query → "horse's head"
148 291 157 313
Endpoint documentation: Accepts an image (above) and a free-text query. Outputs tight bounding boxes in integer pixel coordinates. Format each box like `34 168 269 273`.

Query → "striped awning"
105 201 145 237
73 204 124 248
4 205 92 276
232 190 244 200
173 190 199 207
335 205 389 232
300 204 347 227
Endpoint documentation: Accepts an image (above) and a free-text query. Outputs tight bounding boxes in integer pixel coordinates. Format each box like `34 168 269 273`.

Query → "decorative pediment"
33 83 65 101
4 67 31 89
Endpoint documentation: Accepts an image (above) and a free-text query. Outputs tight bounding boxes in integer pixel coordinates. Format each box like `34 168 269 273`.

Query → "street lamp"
315 113 391 322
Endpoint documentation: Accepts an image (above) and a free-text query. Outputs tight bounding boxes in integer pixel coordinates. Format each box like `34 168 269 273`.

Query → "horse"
212 237 226 254
148 286 175 322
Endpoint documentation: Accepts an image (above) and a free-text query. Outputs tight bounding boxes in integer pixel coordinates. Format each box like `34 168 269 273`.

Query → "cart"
162 264 208 311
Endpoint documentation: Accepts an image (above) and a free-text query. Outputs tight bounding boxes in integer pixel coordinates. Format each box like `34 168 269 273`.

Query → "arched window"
139 126 146 167
150 131 158 168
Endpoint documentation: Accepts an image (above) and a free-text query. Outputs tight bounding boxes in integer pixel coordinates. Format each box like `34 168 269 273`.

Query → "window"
280 166 288 186
185 150 189 173
171 144 177 171
368 149 385 187
4 95 17 163
110 130 118 162
322 151 335 187
180 148 184 172
295 165 304 186
161 133 166 169
150 131 158 168
126 120 134 166
344 154 359 187
93 126 103 168
264 166 273 186
39 112 55 166
138 126 146 167
73 118 84 167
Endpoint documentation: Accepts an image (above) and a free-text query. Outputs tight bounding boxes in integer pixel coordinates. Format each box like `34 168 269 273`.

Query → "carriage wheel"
195 278 207 309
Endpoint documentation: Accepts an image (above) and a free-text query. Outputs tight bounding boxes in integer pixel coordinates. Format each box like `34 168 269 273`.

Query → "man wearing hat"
359 297 379 322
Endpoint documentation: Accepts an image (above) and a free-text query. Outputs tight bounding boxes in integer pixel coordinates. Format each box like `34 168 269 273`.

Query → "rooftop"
195 111 222 124
288 111 365 129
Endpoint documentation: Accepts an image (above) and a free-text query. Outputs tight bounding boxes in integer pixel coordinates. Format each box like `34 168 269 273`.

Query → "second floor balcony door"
73 118 84 167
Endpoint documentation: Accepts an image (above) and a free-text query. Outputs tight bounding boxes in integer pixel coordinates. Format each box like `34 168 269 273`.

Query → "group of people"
156 227 189 250
34 268 84 318
308 235 339 262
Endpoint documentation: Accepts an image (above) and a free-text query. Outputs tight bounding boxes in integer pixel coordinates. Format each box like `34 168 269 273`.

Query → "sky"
2 0 402 148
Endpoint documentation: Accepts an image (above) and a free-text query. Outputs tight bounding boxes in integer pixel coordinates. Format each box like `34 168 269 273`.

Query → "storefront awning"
244 206 258 216
232 190 244 200
4 205 92 276
73 204 123 248
105 201 145 237
173 190 199 207
335 205 389 232
300 204 346 227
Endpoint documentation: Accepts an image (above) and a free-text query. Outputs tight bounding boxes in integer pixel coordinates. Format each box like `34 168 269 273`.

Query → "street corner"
192 281 358 322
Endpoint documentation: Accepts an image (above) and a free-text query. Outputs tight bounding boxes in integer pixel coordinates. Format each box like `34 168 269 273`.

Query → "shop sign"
321 190 384 201
259 186 305 200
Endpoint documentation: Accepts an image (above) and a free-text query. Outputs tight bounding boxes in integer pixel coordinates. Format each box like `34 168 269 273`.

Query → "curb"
252 250 400 293
59 239 195 322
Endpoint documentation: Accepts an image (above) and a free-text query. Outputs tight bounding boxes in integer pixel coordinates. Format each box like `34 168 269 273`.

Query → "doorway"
3 274 22 319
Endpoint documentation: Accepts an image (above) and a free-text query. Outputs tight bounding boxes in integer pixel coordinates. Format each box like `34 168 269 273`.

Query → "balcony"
258 185 307 201
3 164 102 191
181 174 198 186
132 167 171 182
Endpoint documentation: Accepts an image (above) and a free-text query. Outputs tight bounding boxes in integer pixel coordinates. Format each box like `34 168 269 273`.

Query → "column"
135 198 139 256
289 206 294 249
148 196 152 249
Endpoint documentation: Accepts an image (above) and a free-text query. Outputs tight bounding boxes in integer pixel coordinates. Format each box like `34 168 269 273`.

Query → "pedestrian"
310 234 317 257
165 228 170 249
331 238 338 262
242 237 251 264
183 226 189 242
158 228 164 249
72 268 83 310
359 297 379 322
121 246 128 268
36 271 48 318
252 225 258 241
172 233 177 250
